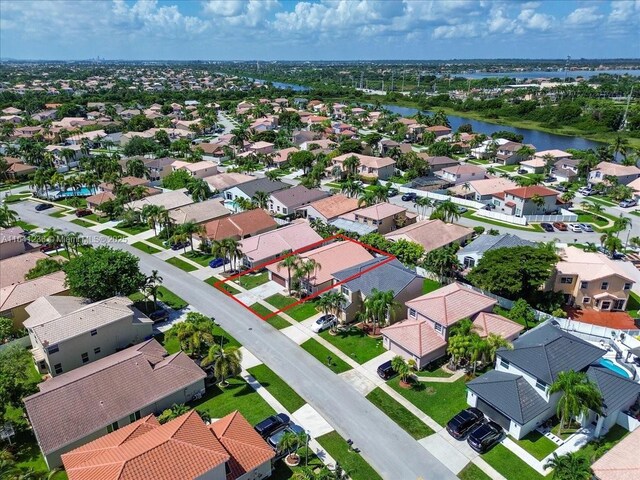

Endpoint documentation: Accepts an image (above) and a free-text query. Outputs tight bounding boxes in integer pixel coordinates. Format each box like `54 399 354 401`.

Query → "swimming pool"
599 358 631 378
55 187 94 197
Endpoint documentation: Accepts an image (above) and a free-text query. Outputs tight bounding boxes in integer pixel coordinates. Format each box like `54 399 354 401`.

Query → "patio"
564 306 638 330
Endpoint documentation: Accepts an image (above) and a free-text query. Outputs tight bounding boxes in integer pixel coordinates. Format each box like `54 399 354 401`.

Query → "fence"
524 209 578 223
474 209 529 226
396 185 485 210
0 335 31 353
556 317 640 342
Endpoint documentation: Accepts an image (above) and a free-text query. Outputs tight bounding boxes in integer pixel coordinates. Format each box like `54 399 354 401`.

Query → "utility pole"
401 68 405 92
391 70 395 92
359 71 364 89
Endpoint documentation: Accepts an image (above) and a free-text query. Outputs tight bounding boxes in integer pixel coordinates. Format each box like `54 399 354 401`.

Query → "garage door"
272 273 287 287
477 399 511 430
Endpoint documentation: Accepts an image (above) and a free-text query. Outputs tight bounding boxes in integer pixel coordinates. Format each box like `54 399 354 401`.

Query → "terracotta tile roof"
240 221 322 263
385 219 473 254
0 251 48 288
503 185 559 199
273 146 299 164
593 161 640 177
86 191 116 205
333 153 395 169
472 312 523 339
591 419 640 480
354 202 406 221
203 209 277 241
556 246 634 282
307 194 359 220
24 339 205 456
381 319 447 357
0 271 68 312
406 282 496 326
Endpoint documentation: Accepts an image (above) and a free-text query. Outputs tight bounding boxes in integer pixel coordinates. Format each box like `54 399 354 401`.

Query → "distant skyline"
1 1 639 61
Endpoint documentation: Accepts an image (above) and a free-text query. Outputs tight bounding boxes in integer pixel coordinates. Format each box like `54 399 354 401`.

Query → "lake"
247 77 310 92
458 70 640 80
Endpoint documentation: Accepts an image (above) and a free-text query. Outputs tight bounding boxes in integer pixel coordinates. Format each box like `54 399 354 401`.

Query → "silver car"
311 314 337 333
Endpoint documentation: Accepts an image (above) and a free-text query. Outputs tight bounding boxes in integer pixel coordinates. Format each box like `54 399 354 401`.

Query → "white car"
568 223 582 233
311 314 337 333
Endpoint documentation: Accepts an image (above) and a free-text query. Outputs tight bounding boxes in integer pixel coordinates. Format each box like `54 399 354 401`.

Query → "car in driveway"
170 241 191 251
457 206 468 214
620 199 637 208
311 314 337 333
540 223 554 232
401 192 418 202
35 203 53 211
75 208 92 217
578 187 593 196
467 420 503 453
254 413 290 438
388 187 399 197
149 309 169 323
446 408 484 440
517 169 527 175
209 257 229 268
579 223 594 232
568 223 583 233
267 424 305 451
377 360 397 380
553 222 568 231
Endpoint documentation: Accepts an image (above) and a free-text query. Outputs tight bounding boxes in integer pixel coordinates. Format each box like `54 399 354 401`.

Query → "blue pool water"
57 187 94 197
599 358 631 378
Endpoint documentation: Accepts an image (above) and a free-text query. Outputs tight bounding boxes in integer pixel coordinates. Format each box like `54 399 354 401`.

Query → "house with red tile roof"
491 185 561 216
331 153 396 181
592 426 640 480
202 209 277 241
299 194 360 223
62 410 274 480
385 219 473 254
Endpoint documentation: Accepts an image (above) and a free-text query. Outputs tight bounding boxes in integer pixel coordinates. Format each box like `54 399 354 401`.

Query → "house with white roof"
171 160 217 179
435 164 486 185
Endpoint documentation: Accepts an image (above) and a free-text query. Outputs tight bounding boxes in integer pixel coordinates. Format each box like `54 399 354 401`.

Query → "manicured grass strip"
131 241 161 254
85 213 110 223
482 444 544 480
319 327 385 364
511 431 558 460
578 424 627 461
366 388 434 439
238 271 269 289
248 364 306 413
166 256 198 272
50 210 70 218
388 378 468 426
422 278 441 294
57 197 88 207
458 463 492 480
415 367 453 378
71 218 94 228
4 193 31 202
208 277 241 294
300 338 352 374
627 291 640 318
266 293 318 321
116 222 150 235
13 220 38 230
155 317 240 354
100 228 127 239
316 432 382 480
251 303 291 329
190 377 275 425
147 235 168 249
182 250 218 267
574 210 610 227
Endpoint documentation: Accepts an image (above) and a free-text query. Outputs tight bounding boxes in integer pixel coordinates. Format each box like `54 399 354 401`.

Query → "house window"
535 379 547 391
500 358 510 369
601 282 609 290
94 347 101 354
434 323 443 333
47 344 59 355
106 422 119 433
341 285 349 296
624 283 632 290
580 281 588 289
81 352 89 364
583 297 591 304
90 329 97 336
409 308 416 318
129 411 141 423
560 277 573 284
54 363 63 375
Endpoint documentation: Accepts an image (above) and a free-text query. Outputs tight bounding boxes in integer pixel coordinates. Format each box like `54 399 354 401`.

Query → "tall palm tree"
414 196 433 218
342 155 360 178
422 243 460 284
468 335 488 375
222 237 242 271
613 215 631 239
357 189 377 207
145 270 163 309
170 321 213 356
485 333 512 363
600 232 623 257
549 370 602 435
544 452 592 480
179 221 203 253
431 199 461 223
141 204 161 235
252 190 270 210
364 289 400 331
278 253 300 295
201 344 242 387
0 203 18 228
187 178 211 202
297 258 321 296
210 239 228 272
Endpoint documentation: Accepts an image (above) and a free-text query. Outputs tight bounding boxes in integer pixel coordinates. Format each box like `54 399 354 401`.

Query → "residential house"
127 188 193 212
449 177 518 203
466 324 638 440
142 157 176 184
86 191 116 210
592 427 640 480
435 164 486 185
240 221 323 268
552 158 580 183
249 141 275 155
204 172 254 194
331 153 396 181
299 194 360 223
266 241 374 294
589 162 640 186
471 138 511 160
457 234 536 269
385 219 473 254
340 203 415 235
518 157 548 174
168 198 230 225
224 177 289 204
495 141 532 165
491 185 560 216
202 209 277 242
426 125 452 138
381 282 522 369
0 226 27 260
24 296 154 376
31 110 58 122
0 250 49 288
14 126 43 138
300 138 336 152
62 410 274 480
24 339 206 468
171 160 218 179
534 149 573 162
99 175 150 194
44 144 83 171
333 258 423 324
627 177 640 201
268 185 329 217
4 157 37 178
272 146 299 167
551 246 635 311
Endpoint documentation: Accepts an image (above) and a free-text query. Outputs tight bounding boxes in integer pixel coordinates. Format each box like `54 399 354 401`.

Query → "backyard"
318 326 385 364
266 293 318 321
300 338 352 374
422 278 441 294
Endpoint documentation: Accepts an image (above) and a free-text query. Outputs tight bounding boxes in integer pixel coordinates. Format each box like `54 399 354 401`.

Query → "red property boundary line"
214 234 396 320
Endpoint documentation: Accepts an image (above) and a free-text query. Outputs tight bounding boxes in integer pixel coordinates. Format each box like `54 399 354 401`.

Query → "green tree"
289 150 315 175
125 158 150 179
0 317 13 343
0 346 39 423
391 355 414 384
387 239 425 267
0 204 18 228
170 319 214 356
549 370 602 435
252 190 270 209
25 258 64 280
278 253 301 295
157 404 191 424
162 169 192 190
430 199 461 223
509 298 537 329
544 452 592 480
485 333 512 363
201 344 243 387
187 178 211 202
422 243 460 283
64 246 146 300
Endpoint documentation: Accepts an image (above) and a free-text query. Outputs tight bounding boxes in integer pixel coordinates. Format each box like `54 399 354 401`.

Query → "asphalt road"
15 202 457 480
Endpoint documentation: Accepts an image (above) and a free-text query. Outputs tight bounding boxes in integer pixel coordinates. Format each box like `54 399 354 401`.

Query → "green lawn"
316 432 382 480
155 330 181 354
270 453 325 480
4 193 31 202
85 213 110 223
482 444 544 480
57 197 88 208
511 431 558 460
71 218 94 228
248 364 306 413
458 463 491 480
627 291 640 318
238 271 270 289
422 278 441 294
574 210 610 227
266 293 318 321
366 388 434 439
131 241 162 254
462 209 543 232
495 164 519 172
13 220 38 230
300 338 352 374
166 256 198 272
12 431 68 480
190 378 275 425
129 286 188 311
99 228 126 239
146 235 168 249
415 364 453 378
587 195 618 207
250 303 291 329
388 378 468 426
116 222 150 235
578 424 628 462
318 327 385 364
155 316 241 354
208 277 241 295
182 250 218 267
50 210 70 218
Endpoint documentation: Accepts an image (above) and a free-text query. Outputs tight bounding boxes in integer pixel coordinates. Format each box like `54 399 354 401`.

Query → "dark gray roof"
237 177 289 197
333 258 422 297
467 370 549 425
458 234 536 256
271 185 329 208
587 365 640 415
498 324 606 385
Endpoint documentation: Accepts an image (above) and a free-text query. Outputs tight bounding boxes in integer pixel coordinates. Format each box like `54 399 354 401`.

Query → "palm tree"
222 238 242 271
364 289 400 331
431 199 460 223
179 221 203 253
422 243 460 284
549 370 602 435
357 189 377 207
145 270 163 309
485 333 512 363
252 190 269 209
468 335 488 375
125 158 150 179
342 155 360 178
316 291 345 331
158 403 191 424
141 204 161 235
544 452 592 480
414 196 433 218
600 232 623 257
170 320 213 356
516 145 535 160
531 194 545 212
0 203 18 228
187 178 211 202
278 253 300 295
391 355 413 384
209 239 228 272
294 258 322 296
613 215 631 239
201 344 242 387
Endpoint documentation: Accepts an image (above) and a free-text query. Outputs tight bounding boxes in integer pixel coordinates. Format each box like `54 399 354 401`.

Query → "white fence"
474 209 529 226
524 209 578 223
396 185 485 210
556 317 640 341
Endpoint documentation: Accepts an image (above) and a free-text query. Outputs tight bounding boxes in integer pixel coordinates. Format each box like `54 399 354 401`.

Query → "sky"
0 0 638 61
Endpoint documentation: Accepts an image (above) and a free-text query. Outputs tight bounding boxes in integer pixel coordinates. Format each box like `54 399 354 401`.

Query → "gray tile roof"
587 365 640 415
497 324 606 384
237 177 289 197
271 185 329 208
333 258 422 297
467 370 549 424
458 234 536 256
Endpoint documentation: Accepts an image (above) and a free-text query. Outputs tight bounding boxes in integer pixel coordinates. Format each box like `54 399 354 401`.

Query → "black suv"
401 192 417 202
467 420 503 453
35 203 53 211
446 408 484 439
376 360 397 380
254 413 290 438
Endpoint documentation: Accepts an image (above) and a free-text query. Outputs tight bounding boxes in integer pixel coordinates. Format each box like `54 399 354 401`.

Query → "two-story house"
589 162 640 186
434 164 486 185
491 185 560 217
331 153 396 181
551 246 635 311
495 141 532 165
171 160 218 179
24 296 154 377
385 219 473 255
449 177 518 203
268 185 329 217
342 203 416 235
299 194 359 223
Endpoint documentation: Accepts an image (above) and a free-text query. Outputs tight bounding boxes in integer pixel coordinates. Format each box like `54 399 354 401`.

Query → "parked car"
446 408 485 440
540 223 554 232
467 421 503 453
568 223 582 233
482 204 495 210
553 222 568 231
517 169 527 175
267 424 305 451
543 176 556 183
254 413 290 438
620 199 637 208
377 360 397 380
311 314 337 333
597 246 625 260
457 206 468 214
39 243 59 252
149 309 169 323
401 192 417 202
555 184 569 192
209 257 230 268
579 223 594 232
578 187 592 196
388 187 399 197
170 241 191 251
35 203 53 211
75 208 92 217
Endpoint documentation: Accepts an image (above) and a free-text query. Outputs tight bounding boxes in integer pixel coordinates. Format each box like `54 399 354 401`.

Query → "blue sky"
0 1 638 60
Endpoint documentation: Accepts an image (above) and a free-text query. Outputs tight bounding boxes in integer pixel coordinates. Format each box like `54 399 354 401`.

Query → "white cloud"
517 8 554 31
566 6 603 26
432 23 478 40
